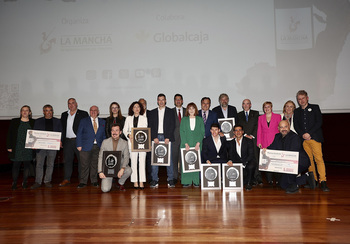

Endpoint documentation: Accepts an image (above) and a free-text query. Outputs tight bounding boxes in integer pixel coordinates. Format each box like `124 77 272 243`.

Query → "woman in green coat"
180 102 205 187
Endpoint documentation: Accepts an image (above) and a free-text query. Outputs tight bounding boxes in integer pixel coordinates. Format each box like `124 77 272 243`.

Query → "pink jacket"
257 113 281 148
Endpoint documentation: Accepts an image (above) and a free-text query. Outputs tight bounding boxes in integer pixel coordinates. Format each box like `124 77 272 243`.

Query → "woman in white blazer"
123 101 148 189
281 100 297 134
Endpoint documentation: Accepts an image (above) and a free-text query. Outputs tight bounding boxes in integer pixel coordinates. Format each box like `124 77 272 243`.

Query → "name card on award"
151 141 171 166
131 128 151 152
102 151 121 177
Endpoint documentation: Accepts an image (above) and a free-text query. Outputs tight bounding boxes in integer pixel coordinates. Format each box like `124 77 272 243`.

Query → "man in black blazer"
212 93 238 120
237 99 262 185
147 93 176 188
202 123 228 164
227 125 255 191
172 94 186 183
59 98 89 187
293 90 329 192
198 97 219 138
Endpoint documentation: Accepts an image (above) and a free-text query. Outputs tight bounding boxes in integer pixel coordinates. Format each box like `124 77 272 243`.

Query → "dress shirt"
221 107 228 118
176 107 183 118
190 117 196 130
212 135 222 154
66 110 77 138
158 107 165 134
91 116 99 144
235 137 242 158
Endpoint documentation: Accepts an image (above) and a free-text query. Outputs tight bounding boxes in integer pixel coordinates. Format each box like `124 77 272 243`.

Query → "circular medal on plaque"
185 151 197 165
221 121 232 133
135 131 147 143
205 167 218 181
105 154 118 169
155 145 167 157
226 167 239 181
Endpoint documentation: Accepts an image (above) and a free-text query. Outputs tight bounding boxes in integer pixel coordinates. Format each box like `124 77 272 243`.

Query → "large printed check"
25 130 61 150
259 149 299 175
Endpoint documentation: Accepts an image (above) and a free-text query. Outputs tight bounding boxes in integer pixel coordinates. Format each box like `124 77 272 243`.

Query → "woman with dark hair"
257 101 281 185
180 102 205 187
123 101 147 189
6 105 35 190
105 102 126 139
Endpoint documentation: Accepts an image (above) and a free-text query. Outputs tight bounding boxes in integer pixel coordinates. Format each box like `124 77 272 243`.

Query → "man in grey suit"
172 94 186 184
237 99 262 185
97 124 132 192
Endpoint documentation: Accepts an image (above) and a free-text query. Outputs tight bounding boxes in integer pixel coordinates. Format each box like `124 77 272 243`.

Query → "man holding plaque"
202 123 228 164
266 120 310 194
148 93 176 188
98 124 131 192
227 125 255 191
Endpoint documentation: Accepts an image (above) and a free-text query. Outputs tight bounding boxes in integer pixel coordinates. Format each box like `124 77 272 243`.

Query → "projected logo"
153 31 209 44
40 29 57 55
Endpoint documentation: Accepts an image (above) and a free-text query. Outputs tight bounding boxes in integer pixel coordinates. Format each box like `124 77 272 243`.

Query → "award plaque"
131 128 151 152
201 163 221 190
181 148 201 173
218 118 235 141
102 151 121 177
151 141 171 166
222 164 243 190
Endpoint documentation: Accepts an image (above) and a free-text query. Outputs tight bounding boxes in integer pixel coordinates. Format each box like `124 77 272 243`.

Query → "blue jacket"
198 110 218 138
76 117 106 151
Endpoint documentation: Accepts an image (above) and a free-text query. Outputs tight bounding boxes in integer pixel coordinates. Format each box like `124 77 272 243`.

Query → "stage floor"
0 163 350 243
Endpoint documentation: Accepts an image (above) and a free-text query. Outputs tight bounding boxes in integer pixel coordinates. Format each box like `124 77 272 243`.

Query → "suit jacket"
228 137 254 166
212 105 238 120
123 115 148 149
257 113 281 148
76 117 106 151
173 107 186 146
60 109 89 141
237 110 259 138
198 109 218 138
148 107 175 141
34 117 62 132
98 137 130 173
201 135 228 163
293 104 323 143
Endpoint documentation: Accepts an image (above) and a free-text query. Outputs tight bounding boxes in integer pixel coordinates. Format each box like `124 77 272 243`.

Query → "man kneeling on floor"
264 120 310 194
98 124 132 192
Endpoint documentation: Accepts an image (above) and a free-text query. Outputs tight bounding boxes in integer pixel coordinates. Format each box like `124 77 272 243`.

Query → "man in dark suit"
293 90 329 192
198 97 218 138
227 125 255 191
212 93 238 121
76 105 106 188
148 93 176 188
59 98 89 187
31 104 62 189
266 120 310 194
202 123 228 164
237 99 262 185
172 94 186 183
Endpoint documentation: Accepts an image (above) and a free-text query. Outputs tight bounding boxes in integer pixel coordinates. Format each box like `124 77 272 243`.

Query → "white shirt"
212 135 222 154
66 110 77 138
158 107 165 134
176 107 183 118
190 117 196 130
221 107 228 118
235 137 242 158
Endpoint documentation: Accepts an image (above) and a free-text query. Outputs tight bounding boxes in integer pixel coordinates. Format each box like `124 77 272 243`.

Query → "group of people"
6 90 330 194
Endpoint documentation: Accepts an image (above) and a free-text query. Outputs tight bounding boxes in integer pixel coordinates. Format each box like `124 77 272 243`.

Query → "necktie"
202 111 207 125
178 109 181 122
245 111 249 122
93 118 98 134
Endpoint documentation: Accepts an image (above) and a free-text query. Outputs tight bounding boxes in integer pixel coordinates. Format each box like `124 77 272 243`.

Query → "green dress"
180 116 205 185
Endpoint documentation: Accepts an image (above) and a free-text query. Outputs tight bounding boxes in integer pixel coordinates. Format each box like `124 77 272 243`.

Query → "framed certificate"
218 118 235 140
201 163 221 190
259 149 299 175
222 164 243 190
25 130 61 150
131 128 151 152
181 148 201 173
102 151 121 178
151 141 171 166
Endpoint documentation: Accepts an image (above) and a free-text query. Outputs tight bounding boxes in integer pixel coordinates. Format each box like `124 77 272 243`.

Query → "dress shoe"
77 183 87 189
139 187 145 190
286 183 299 194
45 182 53 188
118 183 126 191
22 182 28 189
12 182 17 190
305 172 317 189
31 183 41 190
59 180 71 187
245 184 252 191
92 182 99 187
134 186 139 189
320 181 330 192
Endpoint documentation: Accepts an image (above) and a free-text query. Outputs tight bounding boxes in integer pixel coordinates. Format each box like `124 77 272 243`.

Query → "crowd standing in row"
6 90 330 193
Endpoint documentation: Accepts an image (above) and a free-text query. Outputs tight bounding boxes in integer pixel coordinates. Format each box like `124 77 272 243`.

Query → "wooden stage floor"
1 163 350 243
